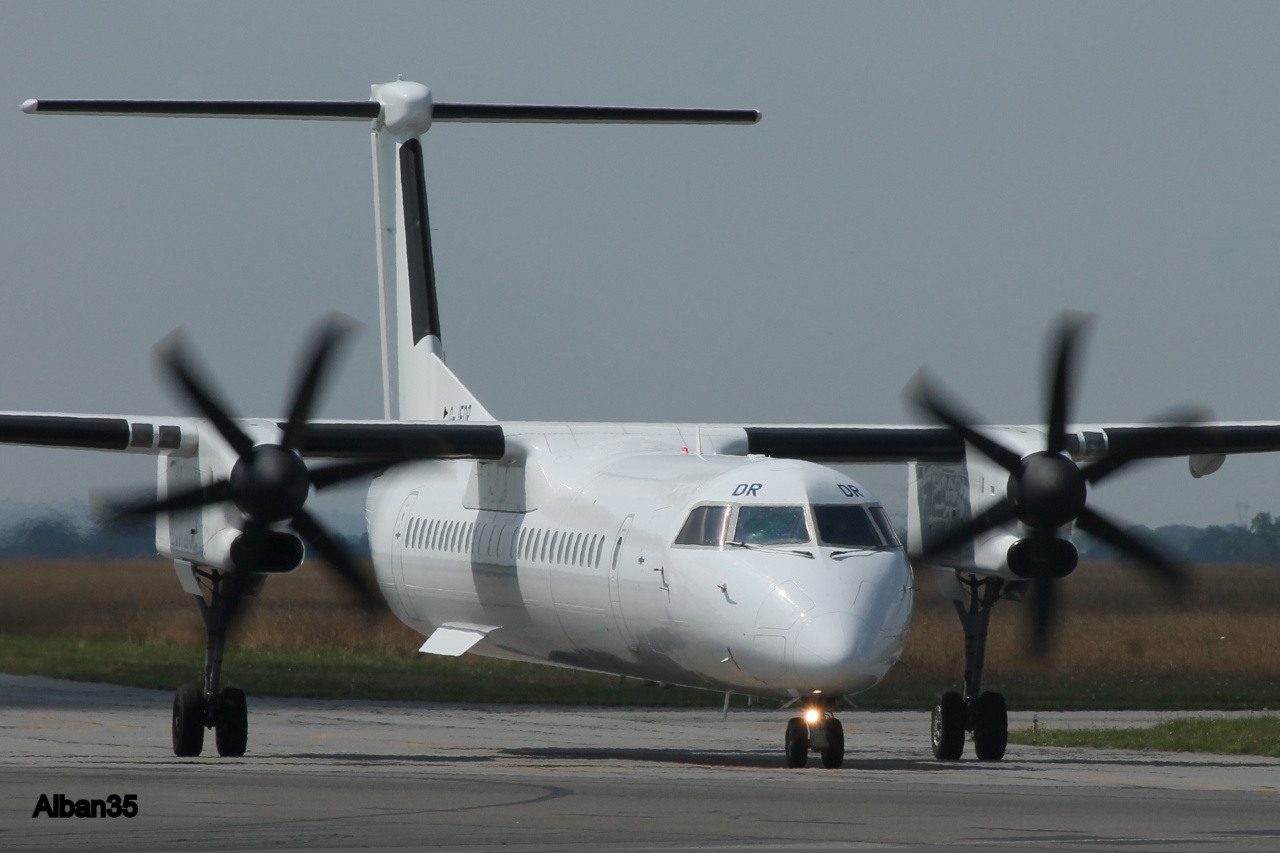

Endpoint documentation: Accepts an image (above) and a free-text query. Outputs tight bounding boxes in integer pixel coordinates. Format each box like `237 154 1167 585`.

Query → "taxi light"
803 708 821 725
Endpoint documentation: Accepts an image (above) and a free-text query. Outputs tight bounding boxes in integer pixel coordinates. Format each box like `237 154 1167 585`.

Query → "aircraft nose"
792 610 869 683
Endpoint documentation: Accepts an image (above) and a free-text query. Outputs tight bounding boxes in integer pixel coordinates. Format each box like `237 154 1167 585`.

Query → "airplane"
11 79 1280 769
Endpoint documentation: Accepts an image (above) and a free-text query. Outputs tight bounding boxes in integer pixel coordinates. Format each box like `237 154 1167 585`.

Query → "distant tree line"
2 508 1279 565
1076 512 1280 564
0 512 371 560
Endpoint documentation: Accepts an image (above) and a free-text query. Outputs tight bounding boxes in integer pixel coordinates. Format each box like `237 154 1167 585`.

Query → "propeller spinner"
908 314 1186 652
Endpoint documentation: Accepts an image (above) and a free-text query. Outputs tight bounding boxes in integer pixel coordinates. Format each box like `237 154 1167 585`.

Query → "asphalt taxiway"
1 673 1277 852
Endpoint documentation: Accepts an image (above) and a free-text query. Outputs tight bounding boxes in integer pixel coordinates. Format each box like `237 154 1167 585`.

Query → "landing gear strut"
931 575 1011 762
783 702 845 769
171 568 257 758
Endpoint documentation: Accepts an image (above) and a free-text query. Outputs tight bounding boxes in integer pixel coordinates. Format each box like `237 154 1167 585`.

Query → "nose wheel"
784 709 845 769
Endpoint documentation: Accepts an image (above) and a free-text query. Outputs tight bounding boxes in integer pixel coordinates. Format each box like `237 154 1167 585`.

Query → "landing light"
803 708 821 725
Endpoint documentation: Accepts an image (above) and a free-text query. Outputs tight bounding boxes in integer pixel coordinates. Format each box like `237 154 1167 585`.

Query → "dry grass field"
2 558 1278 706
0 558 420 654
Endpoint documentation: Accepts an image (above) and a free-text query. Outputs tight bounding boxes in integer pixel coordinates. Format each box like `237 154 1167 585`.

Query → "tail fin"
24 84 759 422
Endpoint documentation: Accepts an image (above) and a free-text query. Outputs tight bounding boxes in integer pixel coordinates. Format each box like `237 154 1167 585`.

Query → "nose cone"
792 611 880 692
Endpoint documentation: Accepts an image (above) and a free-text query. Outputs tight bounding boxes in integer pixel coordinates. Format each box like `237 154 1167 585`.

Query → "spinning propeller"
908 314 1186 652
107 314 394 633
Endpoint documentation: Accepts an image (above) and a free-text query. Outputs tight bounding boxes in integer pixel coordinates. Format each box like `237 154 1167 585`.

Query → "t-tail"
22 82 759 422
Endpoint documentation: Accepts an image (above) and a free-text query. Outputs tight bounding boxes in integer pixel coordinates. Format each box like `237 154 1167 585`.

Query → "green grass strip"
0 633 742 706
1009 715 1280 758
6 633 1280 719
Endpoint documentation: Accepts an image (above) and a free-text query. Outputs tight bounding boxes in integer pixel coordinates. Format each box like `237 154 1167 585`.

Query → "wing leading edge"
742 422 1280 465
0 413 504 460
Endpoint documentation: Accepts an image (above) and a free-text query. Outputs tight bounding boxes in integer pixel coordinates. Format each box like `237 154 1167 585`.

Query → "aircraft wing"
738 422 1280 465
0 412 505 460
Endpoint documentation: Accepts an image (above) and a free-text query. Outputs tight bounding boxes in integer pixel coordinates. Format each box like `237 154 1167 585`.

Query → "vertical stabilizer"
369 81 475 420
23 83 758 423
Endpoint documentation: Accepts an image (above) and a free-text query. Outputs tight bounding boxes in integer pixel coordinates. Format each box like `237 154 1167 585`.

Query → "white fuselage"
367 425 915 701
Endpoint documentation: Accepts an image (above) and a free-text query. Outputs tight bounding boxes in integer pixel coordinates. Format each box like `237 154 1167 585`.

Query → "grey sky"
1 1 1278 528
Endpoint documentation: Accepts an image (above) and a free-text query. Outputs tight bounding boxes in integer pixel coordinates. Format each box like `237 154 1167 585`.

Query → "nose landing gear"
784 703 845 768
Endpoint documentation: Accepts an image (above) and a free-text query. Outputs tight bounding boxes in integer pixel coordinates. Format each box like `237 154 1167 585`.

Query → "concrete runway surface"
1 674 1278 852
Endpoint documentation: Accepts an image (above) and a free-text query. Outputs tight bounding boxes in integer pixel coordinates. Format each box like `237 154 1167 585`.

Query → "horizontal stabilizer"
21 99 380 120
419 622 500 657
431 103 760 124
22 98 759 126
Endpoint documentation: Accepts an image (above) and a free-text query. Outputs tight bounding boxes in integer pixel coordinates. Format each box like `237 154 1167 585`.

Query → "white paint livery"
368 432 912 700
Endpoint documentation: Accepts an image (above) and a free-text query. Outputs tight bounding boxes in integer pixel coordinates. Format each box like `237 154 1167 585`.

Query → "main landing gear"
172 568 256 758
931 574 1011 761
783 702 845 769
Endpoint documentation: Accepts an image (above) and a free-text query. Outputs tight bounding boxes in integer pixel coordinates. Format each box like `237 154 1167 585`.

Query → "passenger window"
675 505 729 547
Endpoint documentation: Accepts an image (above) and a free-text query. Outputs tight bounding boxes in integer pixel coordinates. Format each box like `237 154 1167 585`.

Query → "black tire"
784 716 809 768
215 686 248 758
172 684 206 757
971 691 1008 762
930 690 965 761
819 717 844 769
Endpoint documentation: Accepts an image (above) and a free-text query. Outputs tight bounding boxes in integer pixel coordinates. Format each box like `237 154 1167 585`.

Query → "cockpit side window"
732 505 810 546
868 505 902 548
814 504 900 549
674 504 730 547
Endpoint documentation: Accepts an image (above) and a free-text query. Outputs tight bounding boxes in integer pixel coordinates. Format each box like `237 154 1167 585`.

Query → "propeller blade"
280 314 356 452
1075 506 1186 591
919 499 1020 561
102 479 236 521
290 508 383 612
907 372 1024 473
1029 576 1057 656
308 458 396 491
1045 314 1092 456
1081 406 1212 485
1079 448 1144 486
156 331 255 458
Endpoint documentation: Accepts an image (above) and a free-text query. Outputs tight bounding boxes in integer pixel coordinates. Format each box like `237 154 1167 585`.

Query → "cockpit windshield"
813 504 901 549
732 505 811 546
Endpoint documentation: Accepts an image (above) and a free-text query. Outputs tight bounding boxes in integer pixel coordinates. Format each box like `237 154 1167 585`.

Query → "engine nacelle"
167 521 304 574
1006 536 1078 580
154 419 305 572
907 426 1059 577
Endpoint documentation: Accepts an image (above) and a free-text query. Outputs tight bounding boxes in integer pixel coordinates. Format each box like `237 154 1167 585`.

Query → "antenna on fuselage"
22 85 760 419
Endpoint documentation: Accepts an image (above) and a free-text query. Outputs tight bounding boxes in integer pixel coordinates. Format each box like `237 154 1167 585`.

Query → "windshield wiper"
828 545 894 558
726 540 814 559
